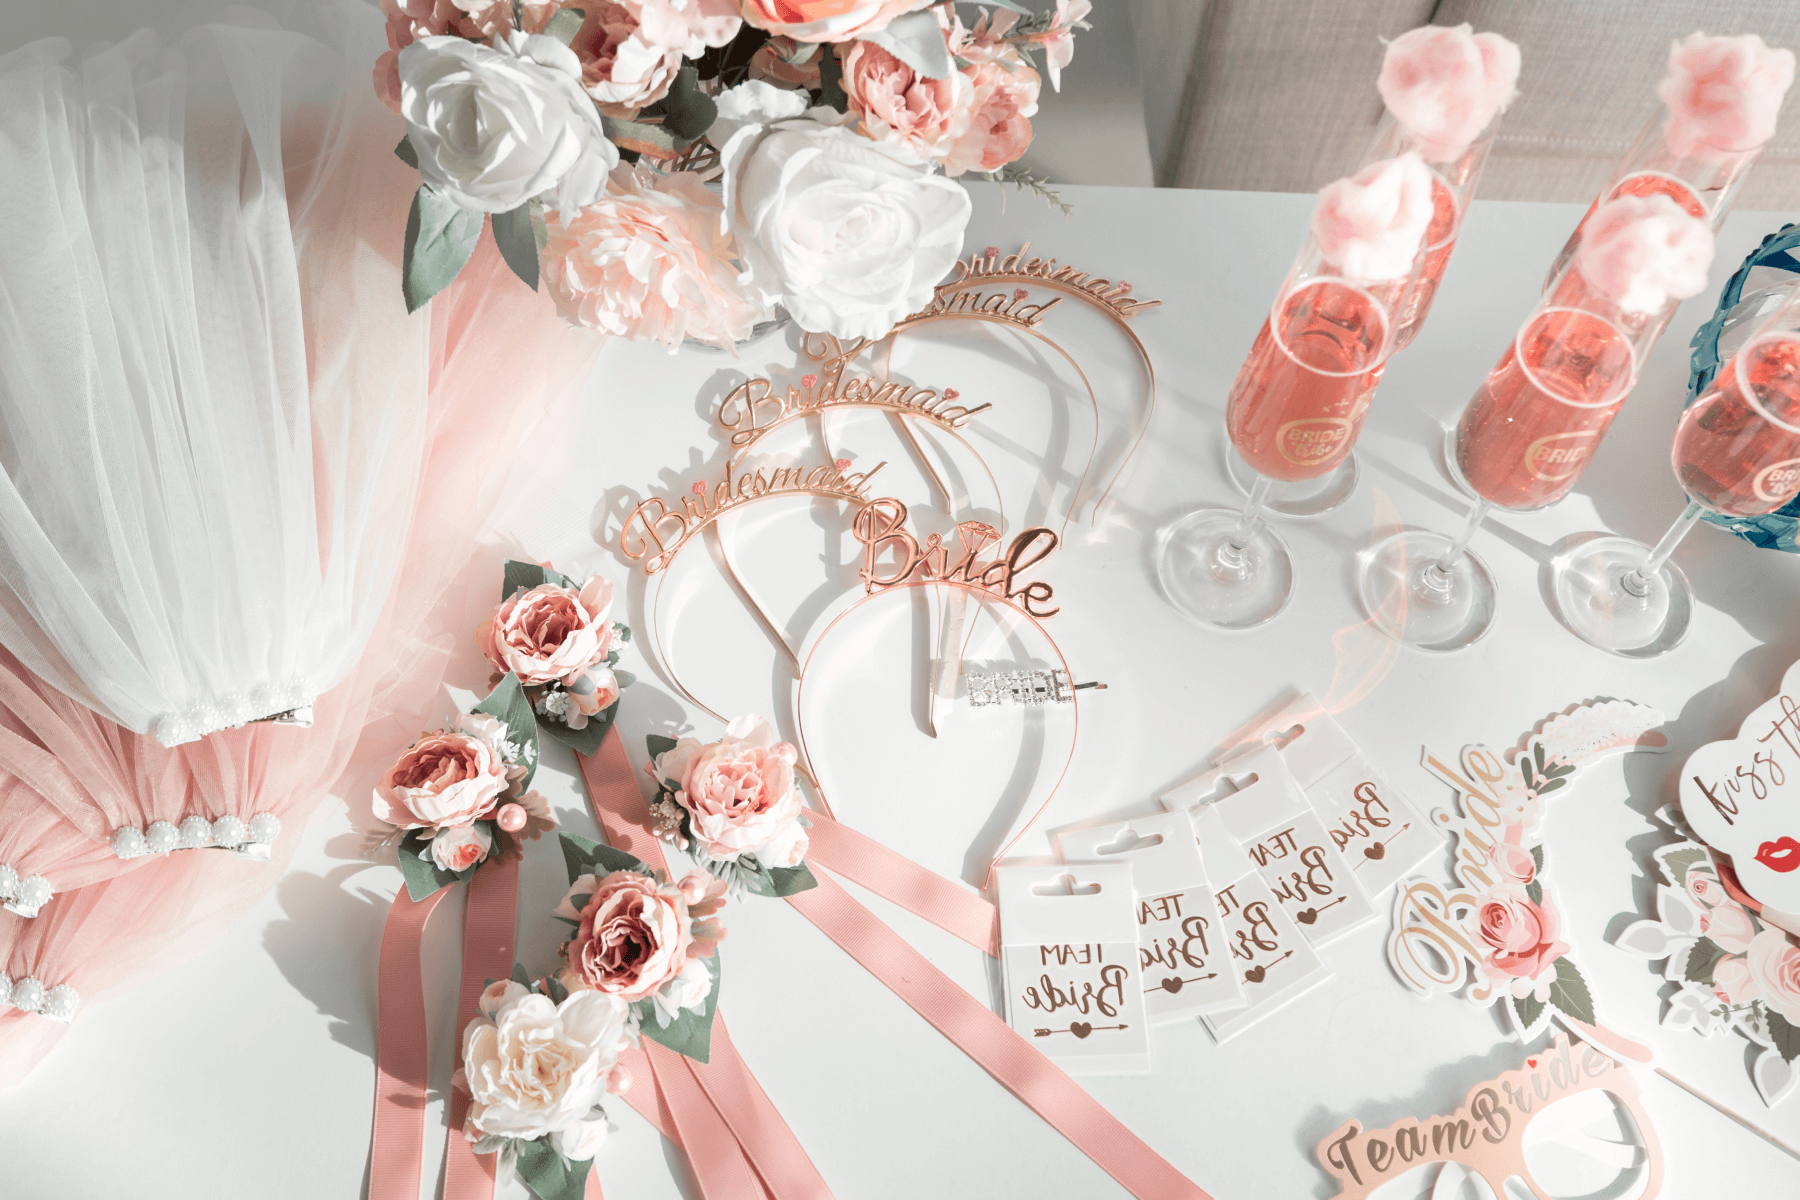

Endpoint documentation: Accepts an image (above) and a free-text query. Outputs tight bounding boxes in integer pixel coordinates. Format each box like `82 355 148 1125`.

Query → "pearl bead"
145 820 181 855
42 985 79 1022
246 813 281 845
13 876 52 915
211 815 247 847
0 863 18 899
496 804 527 833
10 977 44 1013
179 815 213 849
111 827 148 859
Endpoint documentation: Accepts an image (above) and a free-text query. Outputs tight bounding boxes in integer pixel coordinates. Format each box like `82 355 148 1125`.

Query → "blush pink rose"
483 575 616 687
653 715 809 867
555 1 685 115
1659 32 1796 157
558 871 702 1001
749 36 823 90
1703 899 1758 954
542 166 769 350
430 821 495 871
1493 840 1537 886
376 0 519 110
1576 193 1713 314
1311 151 1435 282
942 56 1041 177
374 714 522 831
1686 865 1725 910
1475 884 1570 982
1714 953 1760 1005
736 0 930 43
631 0 742 56
843 13 974 161
1377 23 1520 162
1747 928 1800 1023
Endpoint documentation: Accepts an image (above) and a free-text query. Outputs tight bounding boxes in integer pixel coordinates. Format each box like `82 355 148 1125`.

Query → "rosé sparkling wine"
1225 279 1387 483
1454 273 1637 510
1674 337 1800 516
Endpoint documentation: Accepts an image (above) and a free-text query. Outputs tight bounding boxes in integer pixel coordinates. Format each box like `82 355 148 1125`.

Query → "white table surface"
6 18 1800 1197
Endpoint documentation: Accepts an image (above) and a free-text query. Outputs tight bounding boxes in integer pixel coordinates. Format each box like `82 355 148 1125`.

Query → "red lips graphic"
1755 836 1800 873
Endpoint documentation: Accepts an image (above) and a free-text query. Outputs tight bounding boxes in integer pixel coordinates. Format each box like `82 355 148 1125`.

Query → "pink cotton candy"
1659 32 1795 156
1311 151 1434 282
1576 194 1714 314
1378 23 1520 162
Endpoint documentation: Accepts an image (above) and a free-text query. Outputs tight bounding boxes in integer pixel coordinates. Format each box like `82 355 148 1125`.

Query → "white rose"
552 1115 610 1161
399 32 617 217
462 987 632 1144
721 106 971 340
708 80 808 149
652 956 713 1026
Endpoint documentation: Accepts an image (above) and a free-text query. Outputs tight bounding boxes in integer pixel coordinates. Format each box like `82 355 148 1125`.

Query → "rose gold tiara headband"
893 242 1161 528
792 496 1085 889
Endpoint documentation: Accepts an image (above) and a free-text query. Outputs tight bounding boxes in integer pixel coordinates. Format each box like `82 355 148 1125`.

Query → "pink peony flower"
430 821 495 871
1747 927 1800 1023
1714 953 1759 1005
842 11 974 160
748 36 823 90
1659 32 1796 157
542 166 769 350
1492 839 1537 886
1702 899 1759 954
564 666 622 730
1474 884 1570 983
1311 151 1434 282
558 871 718 1002
374 714 524 831
1041 0 1091 92
651 715 810 867
553 1 684 115
376 0 520 111
942 56 1041 177
483 575 616 687
1377 23 1520 163
1576 193 1714 314
631 0 743 57
735 0 930 43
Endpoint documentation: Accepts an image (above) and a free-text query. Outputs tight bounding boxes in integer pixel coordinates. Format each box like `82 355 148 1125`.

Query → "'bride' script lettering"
851 496 1058 617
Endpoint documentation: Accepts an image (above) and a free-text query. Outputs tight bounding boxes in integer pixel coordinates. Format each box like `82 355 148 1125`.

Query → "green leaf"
539 698 621 756
502 559 575 599
647 734 679 761
514 1137 594 1200
1769 1011 1800 1063
512 962 532 987
818 44 848 112
492 202 540 292
1534 741 1547 771
474 673 540 790
395 135 419 169
398 830 470 902
784 39 821 66
614 624 632 644
402 186 483 313
736 858 819 898
542 6 586 46
1537 778 1566 794
1526 879 1543 905
1685 937 1732 984
1660 846 1711 885
862 9 953 79
1513 990 1546 1032
614 669 637 688
601 114 681 152
1548 957 1596 1025
559 831 654 884
1530 843 1545 873
663 66 718 142
636 956 721 1063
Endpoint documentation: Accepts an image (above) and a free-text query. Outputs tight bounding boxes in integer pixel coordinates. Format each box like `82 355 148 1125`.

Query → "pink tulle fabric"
1659 32 1795 157
1377 23 1520 163
0 16 602 1082
1576 193 1715 314
1311 151 1434 282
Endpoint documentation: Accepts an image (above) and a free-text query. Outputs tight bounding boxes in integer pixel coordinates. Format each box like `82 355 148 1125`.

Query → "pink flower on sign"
1747 928 1800 1022
1474 884 1570 986
1714 953 1760 1005
1659 32 1796 157
1702 900 1758 954
1685 865 1725 910
1492 840 1536 887
1377 23 1521 162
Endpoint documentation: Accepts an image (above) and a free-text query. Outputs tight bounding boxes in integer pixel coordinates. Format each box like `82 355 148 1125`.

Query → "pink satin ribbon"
578 729 1211 1200
442 854 520 1200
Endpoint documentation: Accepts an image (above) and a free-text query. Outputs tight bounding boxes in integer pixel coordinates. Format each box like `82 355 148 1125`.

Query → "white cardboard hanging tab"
1164 746 1377 946
996 862 1151 1074
1226 695 1441 898
1184 806 1333 1042
1056 810 1246 1023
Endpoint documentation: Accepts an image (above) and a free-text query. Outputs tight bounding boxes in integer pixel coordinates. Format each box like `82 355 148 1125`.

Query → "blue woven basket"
1684 223 1800 551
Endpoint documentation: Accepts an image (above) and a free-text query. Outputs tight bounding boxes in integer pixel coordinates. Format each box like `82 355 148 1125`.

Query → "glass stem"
1228 475 1273 550
1621 501 1703 598
1431 498 1492 578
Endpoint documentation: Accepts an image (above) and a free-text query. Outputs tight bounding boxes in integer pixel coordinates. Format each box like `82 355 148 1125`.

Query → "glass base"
1225 443 1358 519
1549 535 1692 657
1156 507 1295 629
1358 530 1497 652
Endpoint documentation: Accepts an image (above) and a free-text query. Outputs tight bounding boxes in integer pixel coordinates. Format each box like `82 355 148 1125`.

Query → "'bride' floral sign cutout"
1615 809 1800 1107
1389 701 1668 1052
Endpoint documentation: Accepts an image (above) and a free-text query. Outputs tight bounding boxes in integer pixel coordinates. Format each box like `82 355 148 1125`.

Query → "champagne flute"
1227 111 1503 518
1160 156 1428 629
1359 197 1708 651
1552 288 1800 655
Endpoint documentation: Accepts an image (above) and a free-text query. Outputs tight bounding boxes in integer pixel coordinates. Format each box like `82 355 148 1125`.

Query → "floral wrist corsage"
483 560 634 753
644 715 818 897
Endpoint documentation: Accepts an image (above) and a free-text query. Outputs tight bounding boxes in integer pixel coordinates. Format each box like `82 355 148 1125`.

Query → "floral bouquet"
373 674 556 898
645 716 818 896
378 0 1091 344
482 560 633 753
